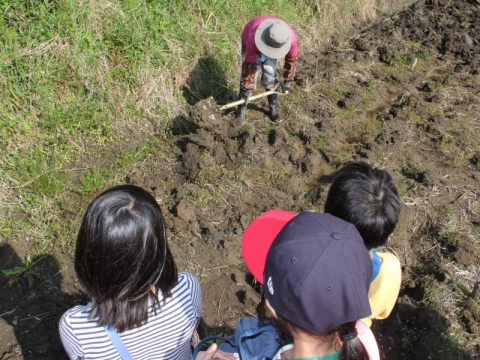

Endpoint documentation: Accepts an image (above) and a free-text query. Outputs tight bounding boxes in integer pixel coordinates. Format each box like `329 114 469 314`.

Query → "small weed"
80 169 106 195
315 84 340 100
401 39 422 50
2 255 40 287
315 134 332 151
469 152 480 170
401 163 420 178
197 191 214 207
449 157 463 168
396 54 412 66
401 324 419 355
335 108 362 121
115 139 168 167
442 230 460 248
440 205 455 220
437 134 455 152
397 179 415 197
260 125 277 135
362 114 387 143
195 151 229 186
196 337 226 351
274 169 290 183
404 110 425 125
360 88 374 105
334 149 355 164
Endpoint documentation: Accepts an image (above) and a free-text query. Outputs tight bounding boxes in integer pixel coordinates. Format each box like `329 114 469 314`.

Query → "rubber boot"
235 88 252 123
267 93 280 122
235 105 247 123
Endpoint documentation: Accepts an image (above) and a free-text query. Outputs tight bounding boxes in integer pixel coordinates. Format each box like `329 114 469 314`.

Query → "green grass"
315 134 332 151
0 0 405 266
397 179 415 197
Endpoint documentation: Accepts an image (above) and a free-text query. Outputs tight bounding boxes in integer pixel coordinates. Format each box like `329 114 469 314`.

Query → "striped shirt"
59 272 201 360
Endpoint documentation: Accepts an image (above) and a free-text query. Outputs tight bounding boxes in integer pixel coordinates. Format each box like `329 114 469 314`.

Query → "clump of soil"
1 0 479 359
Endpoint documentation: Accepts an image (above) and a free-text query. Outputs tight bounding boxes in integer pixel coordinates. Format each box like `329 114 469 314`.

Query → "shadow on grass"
182 56 237 106
0 242 84 359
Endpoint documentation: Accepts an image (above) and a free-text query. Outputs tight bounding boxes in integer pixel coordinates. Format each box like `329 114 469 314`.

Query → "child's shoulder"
373 251 401 278
178 271 199 283
62 303 91 317
178 271 197 280
174 271 200 292
376 251 401 264
59 303 93 329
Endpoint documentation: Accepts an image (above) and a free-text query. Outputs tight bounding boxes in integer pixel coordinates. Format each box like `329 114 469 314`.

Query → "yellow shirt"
362 252 401 327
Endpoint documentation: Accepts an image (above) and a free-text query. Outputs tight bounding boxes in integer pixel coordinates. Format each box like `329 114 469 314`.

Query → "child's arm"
59 311 84 359
196 344 238 360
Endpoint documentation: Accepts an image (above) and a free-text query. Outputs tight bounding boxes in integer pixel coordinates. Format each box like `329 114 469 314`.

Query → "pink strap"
356 320 380 360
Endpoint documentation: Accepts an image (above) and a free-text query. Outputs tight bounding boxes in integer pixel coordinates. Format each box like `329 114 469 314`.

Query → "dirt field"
1 0 479 359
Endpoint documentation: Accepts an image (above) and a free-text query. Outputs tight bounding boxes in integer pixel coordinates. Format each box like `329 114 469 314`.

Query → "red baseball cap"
241 210 296 285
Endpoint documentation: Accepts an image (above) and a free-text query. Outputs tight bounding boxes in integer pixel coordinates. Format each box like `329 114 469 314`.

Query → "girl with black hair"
241 210 380 360
59 185 201 359
269 314 376 360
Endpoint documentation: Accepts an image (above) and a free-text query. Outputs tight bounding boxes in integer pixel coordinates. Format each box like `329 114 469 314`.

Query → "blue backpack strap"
194 318 280 360
236 318 280 360
371 251 381 282
192 335 227 360
104 326 134 360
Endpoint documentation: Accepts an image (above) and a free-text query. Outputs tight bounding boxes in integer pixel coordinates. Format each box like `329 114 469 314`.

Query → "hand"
196 343 238 360
240 89 253 105
282 81 291 94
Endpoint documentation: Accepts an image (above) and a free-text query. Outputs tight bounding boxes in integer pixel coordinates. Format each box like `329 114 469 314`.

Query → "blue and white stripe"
59 272 201 360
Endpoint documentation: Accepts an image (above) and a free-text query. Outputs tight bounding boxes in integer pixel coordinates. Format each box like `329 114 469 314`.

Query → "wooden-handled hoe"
219 86 288 111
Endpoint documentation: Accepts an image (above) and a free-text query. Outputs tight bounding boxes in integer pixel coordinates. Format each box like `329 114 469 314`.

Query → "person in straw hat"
235 16 298 123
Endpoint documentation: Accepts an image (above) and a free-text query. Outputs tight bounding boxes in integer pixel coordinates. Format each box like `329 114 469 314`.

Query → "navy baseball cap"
243 210 372 335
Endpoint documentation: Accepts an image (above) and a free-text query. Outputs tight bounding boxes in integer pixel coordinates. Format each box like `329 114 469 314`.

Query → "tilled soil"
1 0 479 359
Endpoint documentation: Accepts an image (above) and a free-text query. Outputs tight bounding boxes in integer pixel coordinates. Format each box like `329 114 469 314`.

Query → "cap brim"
241 210 296 284
254 19 292 59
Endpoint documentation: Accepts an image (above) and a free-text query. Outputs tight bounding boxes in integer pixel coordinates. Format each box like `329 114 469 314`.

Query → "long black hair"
74 185 178 332
335 321 369 360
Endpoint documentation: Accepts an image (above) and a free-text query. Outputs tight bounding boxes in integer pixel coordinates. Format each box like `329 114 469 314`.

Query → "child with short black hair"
60 185 201 359
324 161 402 326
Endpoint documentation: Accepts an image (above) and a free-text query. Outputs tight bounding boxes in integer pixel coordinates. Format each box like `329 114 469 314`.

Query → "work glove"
239 89 253 105
282 81 291 94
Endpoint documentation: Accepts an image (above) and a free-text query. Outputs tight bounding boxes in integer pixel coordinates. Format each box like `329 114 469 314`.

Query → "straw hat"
254 19 292 59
